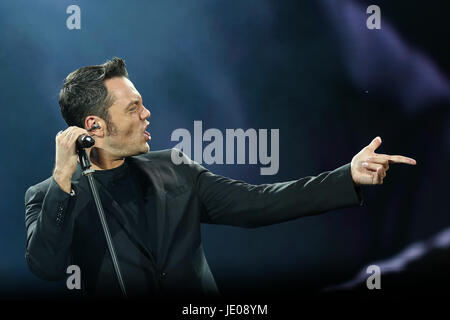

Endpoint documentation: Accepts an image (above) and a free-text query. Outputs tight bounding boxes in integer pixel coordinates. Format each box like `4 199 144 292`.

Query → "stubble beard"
106 120 149 157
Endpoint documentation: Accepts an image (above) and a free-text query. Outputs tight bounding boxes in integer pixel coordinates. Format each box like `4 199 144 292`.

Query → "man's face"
102 76 151 157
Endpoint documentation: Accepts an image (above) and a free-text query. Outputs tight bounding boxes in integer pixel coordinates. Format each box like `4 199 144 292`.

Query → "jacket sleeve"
24 177 78 281
180 152 363 228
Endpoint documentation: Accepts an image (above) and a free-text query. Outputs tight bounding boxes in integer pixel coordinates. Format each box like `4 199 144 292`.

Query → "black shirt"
92 159 158 296
94 161 148 247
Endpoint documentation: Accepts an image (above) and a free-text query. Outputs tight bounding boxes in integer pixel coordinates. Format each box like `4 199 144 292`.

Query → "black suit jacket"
25 149 363 298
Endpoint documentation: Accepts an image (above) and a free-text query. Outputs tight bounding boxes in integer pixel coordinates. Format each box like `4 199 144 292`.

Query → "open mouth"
143 122 151 141
143 130 151 141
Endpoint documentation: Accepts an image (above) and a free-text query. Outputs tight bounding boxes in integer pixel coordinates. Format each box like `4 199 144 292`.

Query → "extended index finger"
385 154 417 165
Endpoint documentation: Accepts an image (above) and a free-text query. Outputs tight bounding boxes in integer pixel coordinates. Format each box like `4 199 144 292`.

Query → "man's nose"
141 106 151 120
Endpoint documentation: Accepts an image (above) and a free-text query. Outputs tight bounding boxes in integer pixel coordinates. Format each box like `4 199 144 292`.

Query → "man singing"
24 57 417 298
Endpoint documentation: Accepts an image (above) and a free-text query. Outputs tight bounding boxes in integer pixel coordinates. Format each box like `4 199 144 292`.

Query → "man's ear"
84 116 104 137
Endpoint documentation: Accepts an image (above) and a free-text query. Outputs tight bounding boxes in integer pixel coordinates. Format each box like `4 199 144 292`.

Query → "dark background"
0 0 448 298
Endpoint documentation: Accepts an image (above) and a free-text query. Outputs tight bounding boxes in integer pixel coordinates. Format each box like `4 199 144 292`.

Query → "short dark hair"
58 57 129 129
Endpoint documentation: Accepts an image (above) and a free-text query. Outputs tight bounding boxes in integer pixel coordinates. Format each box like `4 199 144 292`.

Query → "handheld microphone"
76 123 99 149
76 135 95 149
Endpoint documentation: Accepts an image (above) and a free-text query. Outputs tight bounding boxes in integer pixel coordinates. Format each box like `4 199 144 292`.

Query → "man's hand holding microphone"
52 125 98 194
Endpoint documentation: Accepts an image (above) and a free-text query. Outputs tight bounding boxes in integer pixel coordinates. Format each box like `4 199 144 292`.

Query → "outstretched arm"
177 151 363 228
